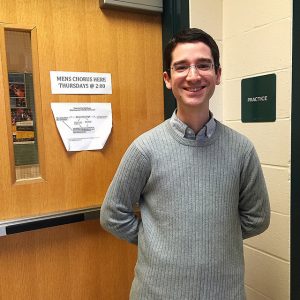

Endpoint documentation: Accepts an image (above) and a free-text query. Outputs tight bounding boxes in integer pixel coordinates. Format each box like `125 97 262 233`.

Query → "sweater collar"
170 110 216 142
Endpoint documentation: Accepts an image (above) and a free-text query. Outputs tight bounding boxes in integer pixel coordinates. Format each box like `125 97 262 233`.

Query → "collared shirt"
170 110 216 143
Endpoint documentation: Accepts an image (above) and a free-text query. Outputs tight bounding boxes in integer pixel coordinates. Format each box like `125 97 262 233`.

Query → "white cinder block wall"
190 0 223 121
190 1 291 299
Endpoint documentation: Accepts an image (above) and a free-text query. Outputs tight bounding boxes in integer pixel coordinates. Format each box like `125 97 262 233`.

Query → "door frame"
162 0 189 119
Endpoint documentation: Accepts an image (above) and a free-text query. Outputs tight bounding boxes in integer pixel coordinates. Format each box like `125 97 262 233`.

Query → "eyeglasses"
170 61 214 75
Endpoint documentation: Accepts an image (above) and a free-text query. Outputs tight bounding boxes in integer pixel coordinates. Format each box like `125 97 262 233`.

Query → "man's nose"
186 65 201 79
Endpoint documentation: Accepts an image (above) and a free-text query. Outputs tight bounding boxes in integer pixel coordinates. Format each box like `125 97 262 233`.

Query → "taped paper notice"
51 102 112 151
50 71 112 94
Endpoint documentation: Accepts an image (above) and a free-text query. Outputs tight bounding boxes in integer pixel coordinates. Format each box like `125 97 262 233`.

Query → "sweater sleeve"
100 142 150 244
239 146 270 239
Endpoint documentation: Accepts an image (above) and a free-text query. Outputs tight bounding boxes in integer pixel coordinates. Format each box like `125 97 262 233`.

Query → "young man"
100 28 270 300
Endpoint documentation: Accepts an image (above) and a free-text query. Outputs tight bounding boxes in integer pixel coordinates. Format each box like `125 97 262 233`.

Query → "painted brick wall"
190 0 291 299
190 0 223 121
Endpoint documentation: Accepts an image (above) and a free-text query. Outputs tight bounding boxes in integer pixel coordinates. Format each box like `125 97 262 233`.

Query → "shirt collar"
170 110 216 141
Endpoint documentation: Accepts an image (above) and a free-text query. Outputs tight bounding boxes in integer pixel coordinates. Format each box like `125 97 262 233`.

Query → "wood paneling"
0 0 163 219
0 221 137 300
0 0 162 299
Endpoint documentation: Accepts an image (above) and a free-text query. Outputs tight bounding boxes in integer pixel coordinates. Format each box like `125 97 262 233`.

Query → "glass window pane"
5 30 40 181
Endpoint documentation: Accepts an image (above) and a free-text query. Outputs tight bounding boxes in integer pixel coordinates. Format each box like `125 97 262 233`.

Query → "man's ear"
163 71 172 90
216 67 222 85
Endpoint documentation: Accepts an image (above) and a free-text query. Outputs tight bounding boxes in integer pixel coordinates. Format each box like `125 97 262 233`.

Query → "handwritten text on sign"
50 71 112 94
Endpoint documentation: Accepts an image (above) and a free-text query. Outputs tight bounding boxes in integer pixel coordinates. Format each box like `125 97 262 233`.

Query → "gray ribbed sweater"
100 119 270 300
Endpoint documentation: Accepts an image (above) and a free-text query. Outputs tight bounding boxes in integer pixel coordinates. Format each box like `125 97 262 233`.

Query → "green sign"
241 74 276 122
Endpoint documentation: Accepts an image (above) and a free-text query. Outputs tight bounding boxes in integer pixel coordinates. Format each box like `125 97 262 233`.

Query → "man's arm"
239 147 270 239
100 142 150 244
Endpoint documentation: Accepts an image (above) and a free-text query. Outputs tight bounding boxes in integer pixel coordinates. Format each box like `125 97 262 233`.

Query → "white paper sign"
50 71 112 94
51 102 112 151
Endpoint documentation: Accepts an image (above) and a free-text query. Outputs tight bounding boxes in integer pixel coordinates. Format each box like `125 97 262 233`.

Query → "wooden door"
0 0 163 299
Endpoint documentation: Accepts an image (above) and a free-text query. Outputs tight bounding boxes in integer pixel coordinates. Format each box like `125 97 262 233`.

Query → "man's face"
163 42 221 112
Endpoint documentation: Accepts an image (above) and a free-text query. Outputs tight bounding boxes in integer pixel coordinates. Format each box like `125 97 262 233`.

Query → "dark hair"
164 28 220 76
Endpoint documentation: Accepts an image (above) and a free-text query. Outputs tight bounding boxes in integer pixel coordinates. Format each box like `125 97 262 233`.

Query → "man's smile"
184 86 206 92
